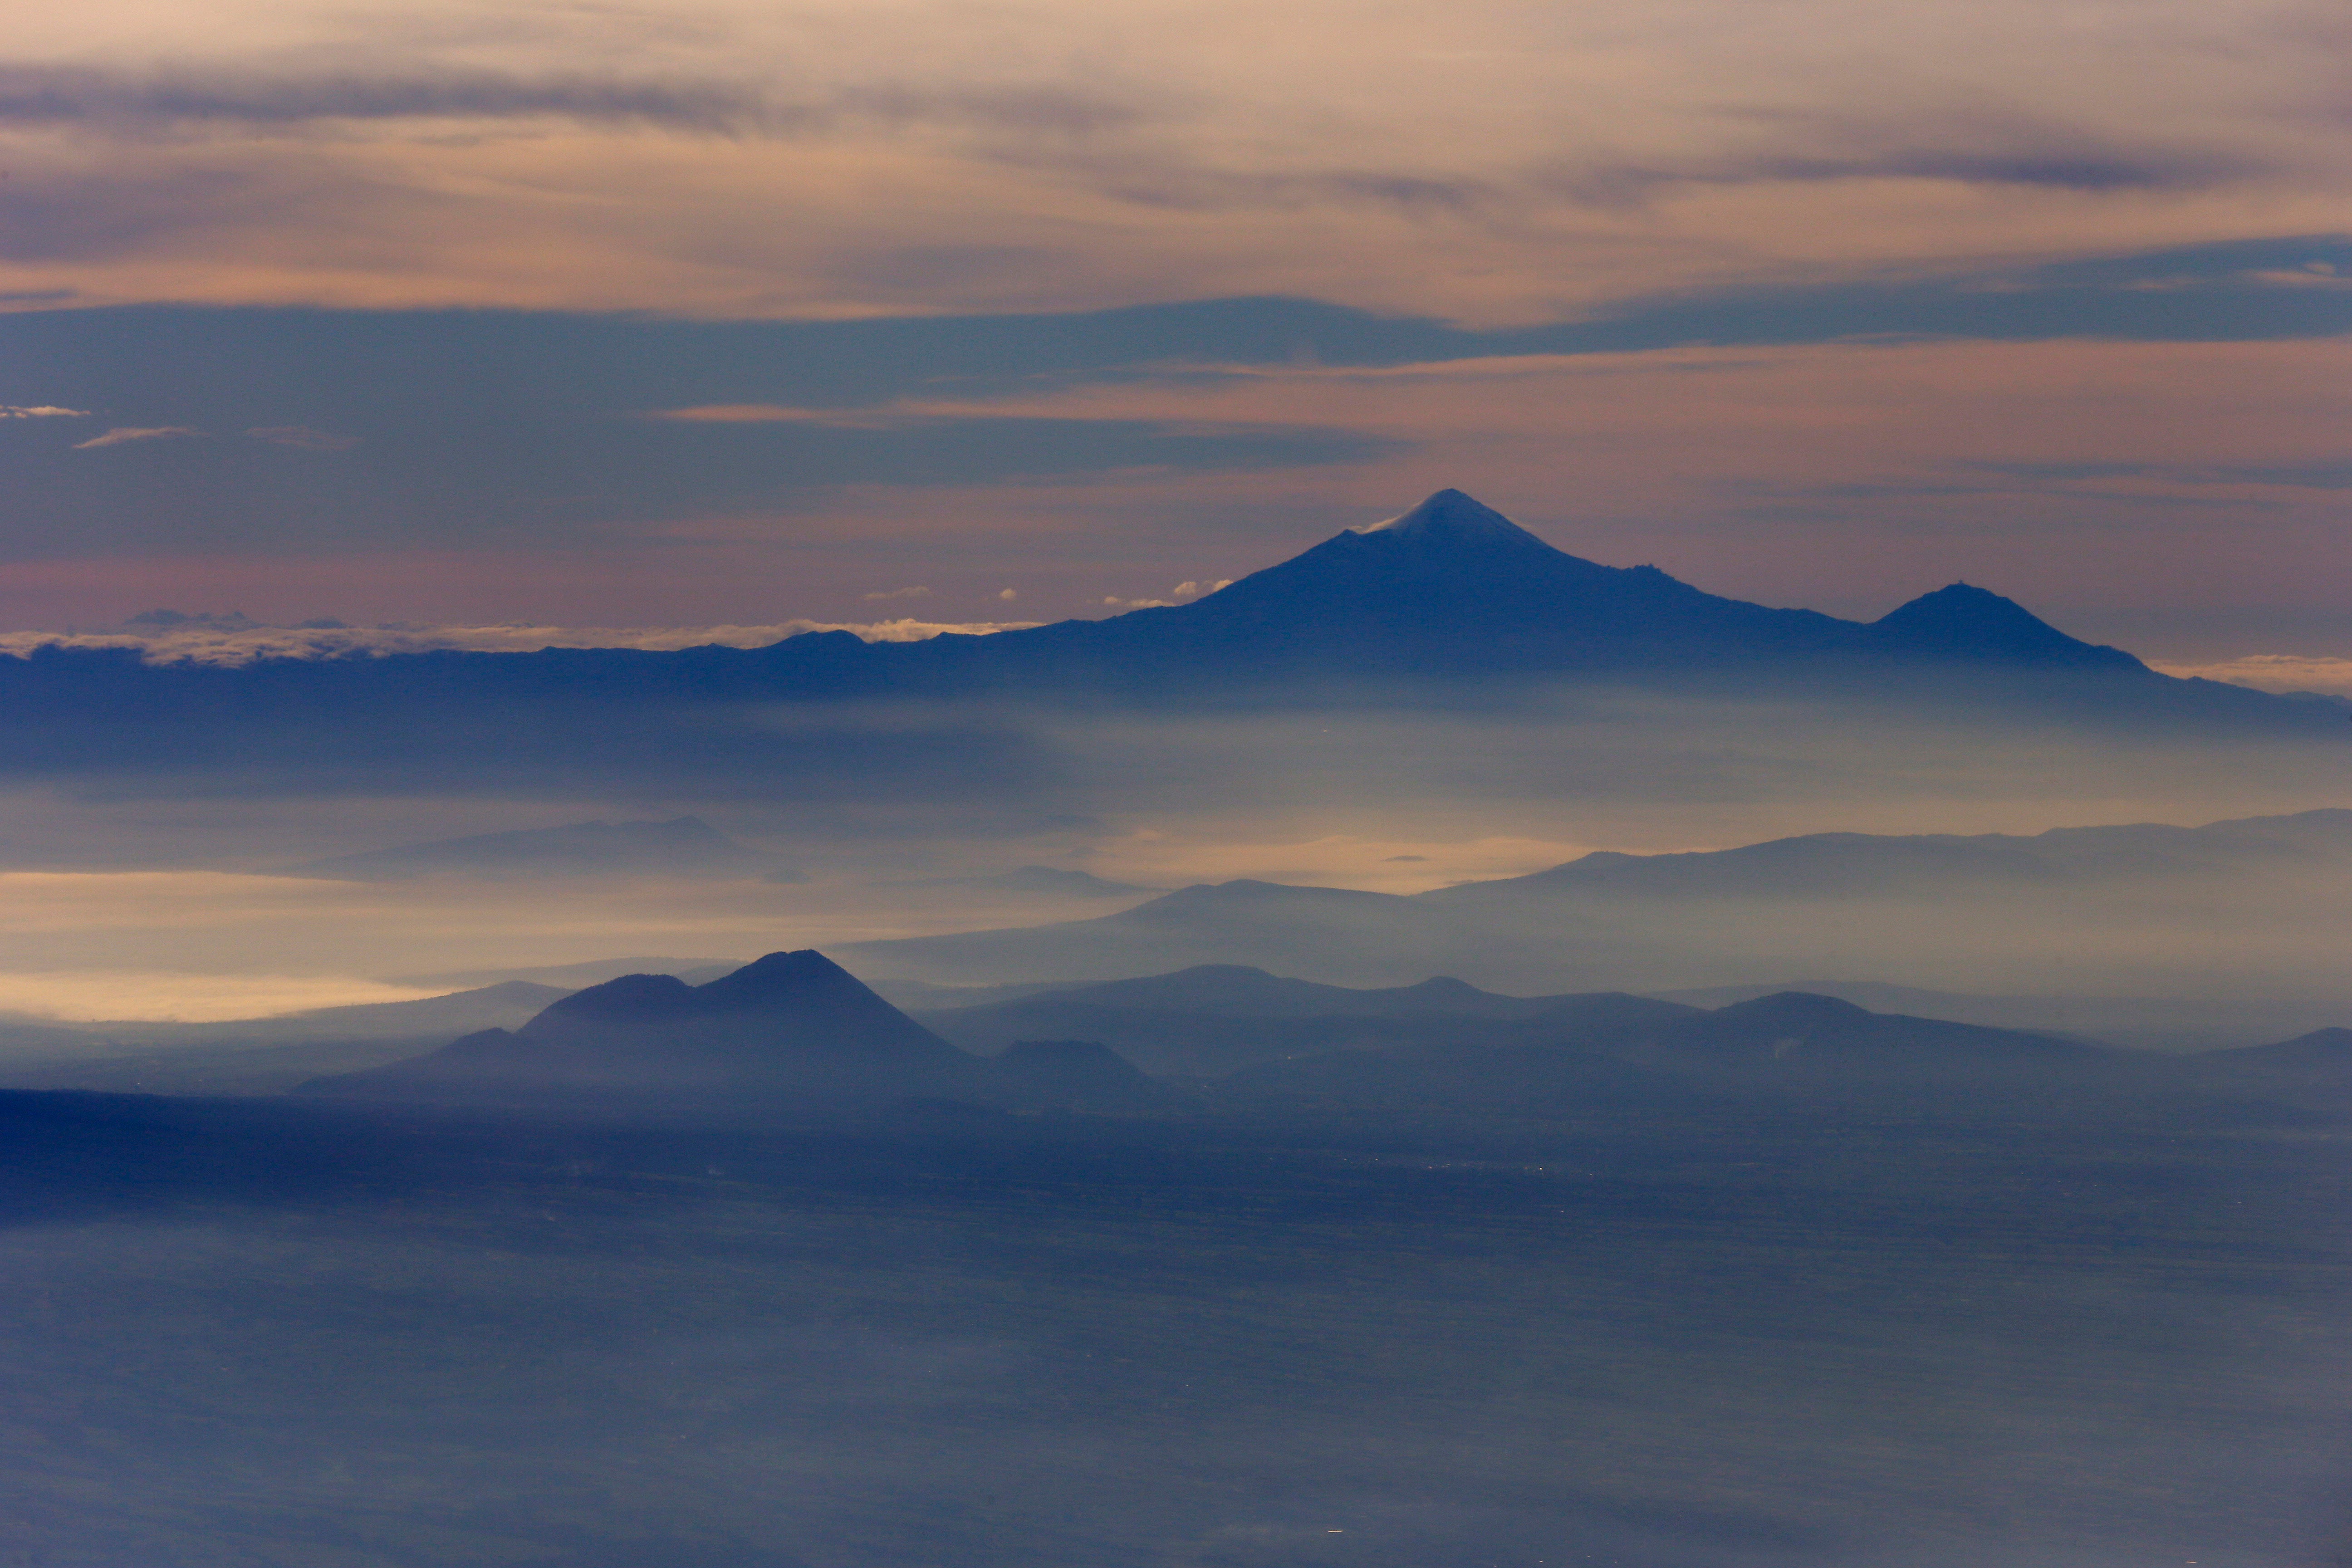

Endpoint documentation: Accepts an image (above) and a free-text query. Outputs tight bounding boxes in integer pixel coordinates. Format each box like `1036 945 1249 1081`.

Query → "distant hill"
2194 1027 2352 1079
847 808 2352 998
306 951 980 1105
913 963 1692 1075
1644 980 2349 1054
302 951 1174 1117
1431 808 2352 904
285 816 773 882
1215 990 2115 1113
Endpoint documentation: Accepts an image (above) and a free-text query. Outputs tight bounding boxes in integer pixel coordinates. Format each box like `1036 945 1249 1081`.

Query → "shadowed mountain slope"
834 490 2174 699
304 950 985 1105
986 1039 1196 1114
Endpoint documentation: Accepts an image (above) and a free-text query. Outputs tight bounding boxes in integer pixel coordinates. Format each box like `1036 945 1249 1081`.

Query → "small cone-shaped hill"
304 950 982 1105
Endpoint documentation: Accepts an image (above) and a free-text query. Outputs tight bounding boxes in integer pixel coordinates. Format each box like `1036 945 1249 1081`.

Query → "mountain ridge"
844 807 2352 994
0 488 2322 800
872 489 2147 691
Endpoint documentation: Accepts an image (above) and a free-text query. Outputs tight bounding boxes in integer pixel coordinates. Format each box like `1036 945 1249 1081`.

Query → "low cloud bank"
0 618 1042 666
2150 655 2352 696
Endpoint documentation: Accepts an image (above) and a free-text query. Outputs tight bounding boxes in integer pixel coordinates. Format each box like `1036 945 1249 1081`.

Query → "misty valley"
0 492 2348 1567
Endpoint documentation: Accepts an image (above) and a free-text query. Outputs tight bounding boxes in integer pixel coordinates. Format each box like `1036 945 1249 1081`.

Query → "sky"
0 0 2347 666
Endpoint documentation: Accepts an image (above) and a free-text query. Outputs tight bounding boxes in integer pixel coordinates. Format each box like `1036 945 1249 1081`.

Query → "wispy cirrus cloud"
1 0 2344 322
71 425 200 449
0 60 1143 139
0 404 88 417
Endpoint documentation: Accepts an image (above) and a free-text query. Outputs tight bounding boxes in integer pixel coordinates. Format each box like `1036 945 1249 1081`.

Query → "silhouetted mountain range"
0 491 2333 797
1642 980 2351 1054
300 948 2318 1122
1212 987 2117 1110
307 950 978 1105
302 951 1177 1115
846 808 2352 997
5 949 2337 1112
897 490 2151 691
1438 808 2352 902
913 964 1691 1076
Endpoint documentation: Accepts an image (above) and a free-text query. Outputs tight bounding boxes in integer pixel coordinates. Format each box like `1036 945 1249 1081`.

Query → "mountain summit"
1347 488 1558 552
934 488 1872 686
885 487 2164 693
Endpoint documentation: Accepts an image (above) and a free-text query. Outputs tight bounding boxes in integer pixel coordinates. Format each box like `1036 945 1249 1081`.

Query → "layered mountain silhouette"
302 950 1174 1115
301 946 2160 1117
913 964 1691 1075
902 962 2114 1084
1211 989 2115 1112
846 808 2352 997
0 491 2326 803
305 950 985 1105
896 490 2148 690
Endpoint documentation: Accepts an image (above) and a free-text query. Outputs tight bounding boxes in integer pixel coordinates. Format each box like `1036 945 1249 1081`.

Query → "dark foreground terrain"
1 1081 2348 1568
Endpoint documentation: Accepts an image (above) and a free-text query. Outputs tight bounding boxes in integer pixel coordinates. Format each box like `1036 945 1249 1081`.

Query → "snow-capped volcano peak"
1350 489 1552 549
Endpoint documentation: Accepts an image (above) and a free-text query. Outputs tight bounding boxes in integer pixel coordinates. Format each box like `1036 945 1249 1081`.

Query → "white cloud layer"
0 405 89 418
0 617 1042 666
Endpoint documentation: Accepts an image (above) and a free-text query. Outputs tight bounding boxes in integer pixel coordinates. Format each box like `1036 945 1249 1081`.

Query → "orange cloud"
3 0 2345 321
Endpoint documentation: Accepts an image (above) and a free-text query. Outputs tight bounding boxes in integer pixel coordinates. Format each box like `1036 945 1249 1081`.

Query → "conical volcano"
1348 488 1562 551
1862 583 2140 669
304 950 982 1105
926 488 1869 687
